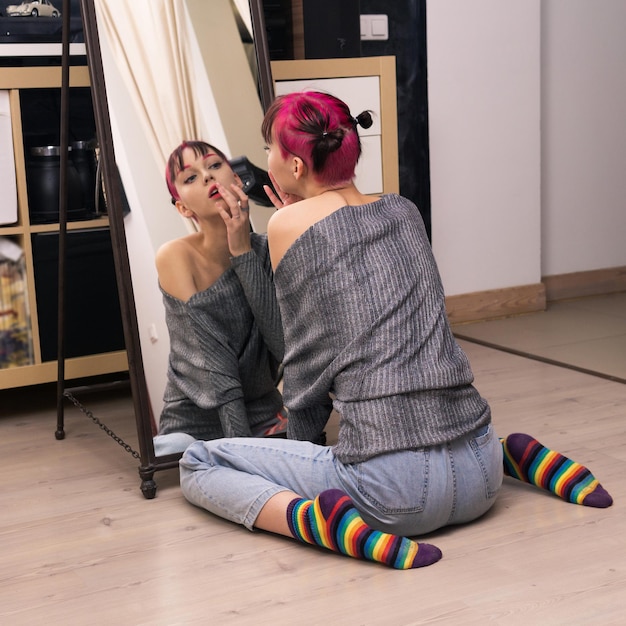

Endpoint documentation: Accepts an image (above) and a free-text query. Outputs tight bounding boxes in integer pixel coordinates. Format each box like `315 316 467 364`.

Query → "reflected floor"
452 291 626 383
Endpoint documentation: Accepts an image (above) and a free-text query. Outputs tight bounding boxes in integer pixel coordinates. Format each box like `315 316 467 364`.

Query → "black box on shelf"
31 228 125 361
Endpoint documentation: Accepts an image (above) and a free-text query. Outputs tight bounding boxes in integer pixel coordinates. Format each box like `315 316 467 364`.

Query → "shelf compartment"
0 248 34 369
31 228 125 362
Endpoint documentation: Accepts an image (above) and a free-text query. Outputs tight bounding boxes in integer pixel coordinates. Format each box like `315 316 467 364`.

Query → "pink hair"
261 91 370 187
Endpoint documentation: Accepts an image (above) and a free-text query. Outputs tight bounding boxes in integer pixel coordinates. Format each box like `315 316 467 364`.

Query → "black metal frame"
248 0 275 112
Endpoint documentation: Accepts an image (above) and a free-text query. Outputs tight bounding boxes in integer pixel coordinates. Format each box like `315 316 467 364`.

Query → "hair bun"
355 110 374 130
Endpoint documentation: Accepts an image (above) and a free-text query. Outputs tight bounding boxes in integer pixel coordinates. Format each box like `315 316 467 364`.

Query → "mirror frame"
79 0 275 498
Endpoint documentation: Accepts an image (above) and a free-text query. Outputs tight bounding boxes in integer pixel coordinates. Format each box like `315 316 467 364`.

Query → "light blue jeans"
153 432 197 456
179 423 503 536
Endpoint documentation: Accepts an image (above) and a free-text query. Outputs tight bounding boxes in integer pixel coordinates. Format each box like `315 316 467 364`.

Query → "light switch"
371 17 387 37
360 14 388 41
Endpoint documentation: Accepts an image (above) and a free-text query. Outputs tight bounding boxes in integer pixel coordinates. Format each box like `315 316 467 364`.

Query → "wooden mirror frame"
78 0 275 498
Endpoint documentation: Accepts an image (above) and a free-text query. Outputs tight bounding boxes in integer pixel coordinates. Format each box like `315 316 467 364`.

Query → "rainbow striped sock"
501 433 613 508
286 489 442 569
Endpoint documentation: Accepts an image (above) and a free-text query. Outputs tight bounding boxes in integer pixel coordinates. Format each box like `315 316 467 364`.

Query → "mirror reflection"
92 0 279 472
153 140 286 456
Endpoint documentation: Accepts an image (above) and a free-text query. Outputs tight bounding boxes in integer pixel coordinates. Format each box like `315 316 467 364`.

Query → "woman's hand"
216 182 252 257
263 171 303 209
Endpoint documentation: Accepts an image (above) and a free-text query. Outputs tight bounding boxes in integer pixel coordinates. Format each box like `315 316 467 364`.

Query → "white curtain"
93 0 202 167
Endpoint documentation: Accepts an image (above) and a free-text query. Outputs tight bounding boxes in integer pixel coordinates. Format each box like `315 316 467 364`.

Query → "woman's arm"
186 303 252 437
216 398 253 437
286 403 331 445
231 237 284 363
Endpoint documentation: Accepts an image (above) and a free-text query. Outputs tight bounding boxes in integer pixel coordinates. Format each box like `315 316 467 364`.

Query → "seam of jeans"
446 441 458 525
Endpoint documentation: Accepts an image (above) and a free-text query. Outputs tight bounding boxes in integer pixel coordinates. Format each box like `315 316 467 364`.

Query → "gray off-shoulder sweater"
274 193 491 464
158 233 284 439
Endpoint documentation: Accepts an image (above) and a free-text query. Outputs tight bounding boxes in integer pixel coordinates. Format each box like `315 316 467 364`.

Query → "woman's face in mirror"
173 148 242 218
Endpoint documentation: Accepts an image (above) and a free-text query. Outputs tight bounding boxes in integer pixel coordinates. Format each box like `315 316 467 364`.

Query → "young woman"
179 93 612 569
153 141 287 456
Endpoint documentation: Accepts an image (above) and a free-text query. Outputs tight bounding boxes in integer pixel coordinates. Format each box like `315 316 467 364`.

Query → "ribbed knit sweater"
158 233 284 439
275 194 491 463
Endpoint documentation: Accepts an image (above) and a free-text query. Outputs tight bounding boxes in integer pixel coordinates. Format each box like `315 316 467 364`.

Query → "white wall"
541 0 626 275
427 0 626 296
427 0 541 297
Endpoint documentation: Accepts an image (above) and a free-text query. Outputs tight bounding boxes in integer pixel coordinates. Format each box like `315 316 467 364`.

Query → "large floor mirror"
78 0 276 498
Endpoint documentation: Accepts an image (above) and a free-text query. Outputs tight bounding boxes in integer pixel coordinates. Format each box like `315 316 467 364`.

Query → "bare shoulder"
267 195 346 268
268 195 337 232
156 232 203 261
155 236 198 300
267 203 300 235
155 238 185 275
267 191 377 268
267 200 330 269
267 206 301 269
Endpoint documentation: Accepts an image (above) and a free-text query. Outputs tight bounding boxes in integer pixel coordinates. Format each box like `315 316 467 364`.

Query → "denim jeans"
153 432 197 456
153 410 289 456
179 423 503 536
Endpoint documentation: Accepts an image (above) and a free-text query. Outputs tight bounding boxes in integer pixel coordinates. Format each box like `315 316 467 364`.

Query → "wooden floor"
1 338 625 623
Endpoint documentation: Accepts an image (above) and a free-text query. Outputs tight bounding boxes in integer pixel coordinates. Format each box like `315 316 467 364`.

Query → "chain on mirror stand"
63 390 140 460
